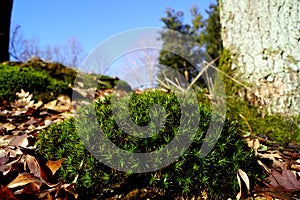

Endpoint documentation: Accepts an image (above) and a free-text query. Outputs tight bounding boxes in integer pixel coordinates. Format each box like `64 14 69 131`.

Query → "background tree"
10 25 85 68
63 37 85 68
197 3 222 64
159 6 204 83
158 1 222 85
0 0 14 62
219 0 300 115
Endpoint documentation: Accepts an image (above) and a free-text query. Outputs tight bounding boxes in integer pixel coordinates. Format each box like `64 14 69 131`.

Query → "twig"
156 70 185 92
187 55 220 90
239 114 255 135
165 77 185 92
209 64 251 90
72 159 84 183
156 77 170 90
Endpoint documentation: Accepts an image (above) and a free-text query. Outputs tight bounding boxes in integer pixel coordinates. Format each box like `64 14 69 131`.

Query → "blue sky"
11 0 214 54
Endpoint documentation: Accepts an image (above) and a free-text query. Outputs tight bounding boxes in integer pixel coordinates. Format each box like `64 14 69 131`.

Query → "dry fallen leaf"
0 89 79 199
267 169 300 192
23 155 42 178
7 172 43 189
291 164 300 171
8 134 29 148
46 158 67 175
15 182 42 195
0 165 11 176
1 123 16 131
15 89 29 99
0 186 18 200
44 95 71 112
246 138 260 156
33 101 43 110
236 169 250 200
257 150 286 170
0 135 15 146
43 100 58 110
257 159 271 173
0 156 10 166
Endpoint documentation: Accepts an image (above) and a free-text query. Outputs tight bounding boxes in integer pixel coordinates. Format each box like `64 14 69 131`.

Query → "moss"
0 64 72 102
0 62 122 103
36 90 261 199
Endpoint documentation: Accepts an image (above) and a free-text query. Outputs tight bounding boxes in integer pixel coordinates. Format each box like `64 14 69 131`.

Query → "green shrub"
0 63 128 103
0 64 72 102
24 61 77 84
37 90 261 199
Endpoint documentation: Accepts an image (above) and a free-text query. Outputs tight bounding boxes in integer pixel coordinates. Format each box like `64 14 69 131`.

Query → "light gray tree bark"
219 0 300 115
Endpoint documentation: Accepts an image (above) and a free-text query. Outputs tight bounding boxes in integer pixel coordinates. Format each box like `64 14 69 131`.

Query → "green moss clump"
0 64 72 102
0 62 122 103
37 90 261 199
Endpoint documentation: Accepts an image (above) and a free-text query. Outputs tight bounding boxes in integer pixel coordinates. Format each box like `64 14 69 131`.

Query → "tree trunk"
0 0 14 62
219 0 300 115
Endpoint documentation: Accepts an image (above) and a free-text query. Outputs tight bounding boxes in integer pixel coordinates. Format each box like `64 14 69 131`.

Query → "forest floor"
0 89 300 199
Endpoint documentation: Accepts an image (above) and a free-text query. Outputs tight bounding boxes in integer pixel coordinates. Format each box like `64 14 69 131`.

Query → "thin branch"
209 64 251 90
9 25 22 61
187 55 220 90
156 77 170 90
239 114 255 135
165 77 185 92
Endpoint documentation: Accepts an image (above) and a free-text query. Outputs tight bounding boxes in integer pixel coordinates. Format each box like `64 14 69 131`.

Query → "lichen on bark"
219 0 300 115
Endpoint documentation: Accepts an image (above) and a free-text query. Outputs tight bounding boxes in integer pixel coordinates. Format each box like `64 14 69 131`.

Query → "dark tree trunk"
0 0 14 62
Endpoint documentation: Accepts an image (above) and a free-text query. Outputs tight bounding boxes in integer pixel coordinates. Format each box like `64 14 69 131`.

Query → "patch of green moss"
0 64 72 102
0 62 122 103
37 90 261 199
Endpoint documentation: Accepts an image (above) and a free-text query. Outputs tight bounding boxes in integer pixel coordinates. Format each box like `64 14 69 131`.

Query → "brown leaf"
1 123 16 131
0 186 18 200
8 134 29 148
0 165 11 176
24 155 42 178
15 89 29 99
257 159 271 173
257 150 286 169
25 117 38 125
246 138 260 156
11 109 26 116
0 135 15 146
291 164 300 171
38 190 54 199
0 156 10 166
236 169 250 200
267 169 300 192
44 95 71 112
7 172 43 188
44 100 58 111
57 95 71 106
46 158 67 175
7 146 24 157
17 182 42 195
33 100 43 109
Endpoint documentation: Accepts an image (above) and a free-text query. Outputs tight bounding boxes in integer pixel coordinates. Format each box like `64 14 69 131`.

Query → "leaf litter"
1 89 300 199
0 90 78 199
244 133 300 199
